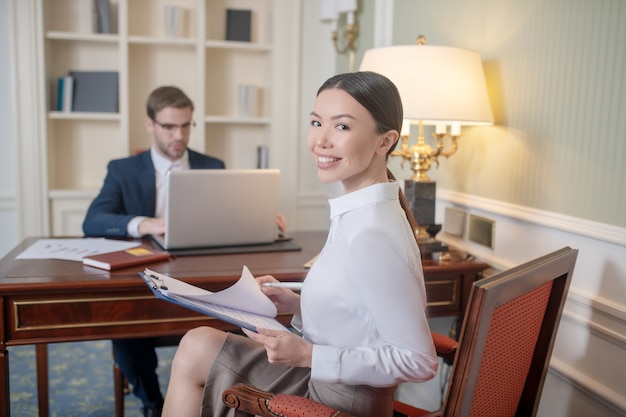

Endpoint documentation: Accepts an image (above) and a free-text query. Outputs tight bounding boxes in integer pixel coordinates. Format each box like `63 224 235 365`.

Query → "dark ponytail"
387 169 419 240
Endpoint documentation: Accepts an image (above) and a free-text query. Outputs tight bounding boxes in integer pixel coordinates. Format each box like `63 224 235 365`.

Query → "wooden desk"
0 232 487 417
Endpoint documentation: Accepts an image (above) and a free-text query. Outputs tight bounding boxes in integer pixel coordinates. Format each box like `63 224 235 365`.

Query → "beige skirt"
201 332 396 417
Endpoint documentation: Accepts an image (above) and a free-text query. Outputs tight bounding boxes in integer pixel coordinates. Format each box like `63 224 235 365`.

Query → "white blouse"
294 182 437 387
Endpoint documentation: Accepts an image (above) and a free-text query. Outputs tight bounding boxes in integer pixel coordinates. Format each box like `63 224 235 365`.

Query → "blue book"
56 77 64 111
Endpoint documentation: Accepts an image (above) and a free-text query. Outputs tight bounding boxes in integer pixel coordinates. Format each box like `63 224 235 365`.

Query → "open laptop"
151 169 280 250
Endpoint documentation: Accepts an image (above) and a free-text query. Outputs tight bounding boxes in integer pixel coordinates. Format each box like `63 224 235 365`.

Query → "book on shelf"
70 71 119 113
141 266 289 332
93 0 111 34
83 245 171 270
226 9 252 42
57 75 74 112
164 5 186 38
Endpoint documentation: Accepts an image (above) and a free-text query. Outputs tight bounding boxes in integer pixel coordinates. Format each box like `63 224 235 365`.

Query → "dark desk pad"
157 238 301 257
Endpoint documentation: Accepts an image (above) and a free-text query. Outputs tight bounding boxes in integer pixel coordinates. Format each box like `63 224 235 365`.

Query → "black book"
70 71 119 113
226 9 251 42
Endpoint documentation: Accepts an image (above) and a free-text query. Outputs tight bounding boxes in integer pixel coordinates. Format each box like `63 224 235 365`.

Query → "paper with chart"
16 238 140 262
142 265 288 332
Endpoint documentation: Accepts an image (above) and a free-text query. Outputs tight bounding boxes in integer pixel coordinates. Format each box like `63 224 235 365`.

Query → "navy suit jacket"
82 149 225 237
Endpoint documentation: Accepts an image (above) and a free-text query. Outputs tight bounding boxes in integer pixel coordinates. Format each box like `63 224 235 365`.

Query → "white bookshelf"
35 0 299 236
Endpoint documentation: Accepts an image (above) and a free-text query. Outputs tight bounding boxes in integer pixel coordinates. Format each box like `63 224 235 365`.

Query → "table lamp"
359 36 493 254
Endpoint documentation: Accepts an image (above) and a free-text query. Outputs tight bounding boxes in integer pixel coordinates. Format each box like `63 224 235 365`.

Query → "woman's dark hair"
146 86 194 120
317 71 420 238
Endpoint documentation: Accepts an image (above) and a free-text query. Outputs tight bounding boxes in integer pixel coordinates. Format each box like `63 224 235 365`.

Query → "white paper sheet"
16 238 141 262
146 265 277 317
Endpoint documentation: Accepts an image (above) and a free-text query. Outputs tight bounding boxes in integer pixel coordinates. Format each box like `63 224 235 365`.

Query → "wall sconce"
360 36 493 251
320 0 359 71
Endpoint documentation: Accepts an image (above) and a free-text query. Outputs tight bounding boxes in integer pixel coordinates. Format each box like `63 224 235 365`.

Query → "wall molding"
0 194 16 210
437 188 626 247
564 288 626 349
549 358 626 416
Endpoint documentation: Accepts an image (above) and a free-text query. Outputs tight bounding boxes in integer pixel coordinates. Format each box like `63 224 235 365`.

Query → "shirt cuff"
310 344 340 383
290 314 303 332
127 216 147 238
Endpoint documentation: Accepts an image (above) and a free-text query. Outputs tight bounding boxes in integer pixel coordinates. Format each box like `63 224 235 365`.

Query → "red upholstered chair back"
442 247 578 417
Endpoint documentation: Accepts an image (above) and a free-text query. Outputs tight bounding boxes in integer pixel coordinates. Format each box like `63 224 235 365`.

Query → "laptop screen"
152 169 280 250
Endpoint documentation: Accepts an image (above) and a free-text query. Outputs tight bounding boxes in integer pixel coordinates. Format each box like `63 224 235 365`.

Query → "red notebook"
83 245 171 270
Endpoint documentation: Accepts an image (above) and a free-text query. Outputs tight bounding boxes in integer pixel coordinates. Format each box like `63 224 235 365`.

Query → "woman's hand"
242 328 312 368
256 275 301 315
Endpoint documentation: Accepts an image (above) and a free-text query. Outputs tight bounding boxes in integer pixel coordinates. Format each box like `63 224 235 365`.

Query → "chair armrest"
222 383 359 417
432 332 458 365
222 384 275 416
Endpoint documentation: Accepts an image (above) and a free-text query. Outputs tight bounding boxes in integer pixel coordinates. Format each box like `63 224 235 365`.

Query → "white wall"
0 0 20 258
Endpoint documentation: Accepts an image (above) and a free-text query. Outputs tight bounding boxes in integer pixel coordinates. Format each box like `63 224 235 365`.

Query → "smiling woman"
160 72 436 417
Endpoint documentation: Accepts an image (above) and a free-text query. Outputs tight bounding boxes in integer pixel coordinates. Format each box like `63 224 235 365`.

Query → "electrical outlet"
468 215 495 248
443 207 466 237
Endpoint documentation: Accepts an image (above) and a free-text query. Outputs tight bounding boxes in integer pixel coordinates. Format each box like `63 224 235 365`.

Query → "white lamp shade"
319 0 337 21
359 45 494 126
337 0 358 13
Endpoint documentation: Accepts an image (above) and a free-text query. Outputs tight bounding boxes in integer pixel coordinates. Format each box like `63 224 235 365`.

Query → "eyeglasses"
153 120 196 133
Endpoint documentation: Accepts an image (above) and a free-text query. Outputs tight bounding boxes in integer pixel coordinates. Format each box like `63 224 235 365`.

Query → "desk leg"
35 345 49 417
1 344 9 417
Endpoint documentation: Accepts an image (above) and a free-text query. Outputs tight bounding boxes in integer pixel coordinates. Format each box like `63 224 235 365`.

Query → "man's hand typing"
138 217 166 236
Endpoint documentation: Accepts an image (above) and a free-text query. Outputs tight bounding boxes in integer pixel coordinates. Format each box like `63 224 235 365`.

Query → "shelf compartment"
128 0 198 39
204 49 269 118
43 0 119 35
46 119 125 190
204 124 270 169
205 0 271 44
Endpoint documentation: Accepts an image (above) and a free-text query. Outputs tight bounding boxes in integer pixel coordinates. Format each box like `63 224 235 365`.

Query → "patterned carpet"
9 340 176 417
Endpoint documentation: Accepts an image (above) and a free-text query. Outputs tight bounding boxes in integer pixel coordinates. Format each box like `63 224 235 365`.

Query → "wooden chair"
222 247 578 417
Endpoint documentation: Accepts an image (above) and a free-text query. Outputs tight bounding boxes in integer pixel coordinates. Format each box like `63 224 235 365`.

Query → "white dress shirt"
294 182 438 387
126 147 189 237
